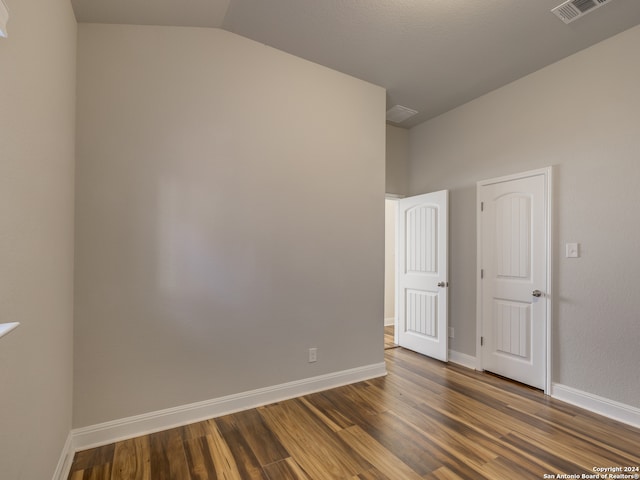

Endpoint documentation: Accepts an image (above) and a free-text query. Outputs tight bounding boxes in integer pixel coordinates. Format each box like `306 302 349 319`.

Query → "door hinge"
481 336 484 346
480 269 484 279
481 202 484 212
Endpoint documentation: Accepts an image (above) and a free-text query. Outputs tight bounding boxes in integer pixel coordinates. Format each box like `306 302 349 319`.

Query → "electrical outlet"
566 242 579 258
308 347 318 363
449 327 454 338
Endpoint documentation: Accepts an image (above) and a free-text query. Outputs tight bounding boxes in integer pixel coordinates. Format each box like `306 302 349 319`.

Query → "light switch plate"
566 242 579 258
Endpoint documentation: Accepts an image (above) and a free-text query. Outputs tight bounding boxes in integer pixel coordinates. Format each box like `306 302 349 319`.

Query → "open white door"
478 169 550 390
396 190 448 361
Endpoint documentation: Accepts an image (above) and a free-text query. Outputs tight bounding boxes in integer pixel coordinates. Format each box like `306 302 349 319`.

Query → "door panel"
480 173 547 389
406 205 438 274
496 194 531 278
406 289 437 338
397 190 448 361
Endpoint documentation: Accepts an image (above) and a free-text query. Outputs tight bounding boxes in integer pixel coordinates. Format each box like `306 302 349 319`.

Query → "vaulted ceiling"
70 0 640 127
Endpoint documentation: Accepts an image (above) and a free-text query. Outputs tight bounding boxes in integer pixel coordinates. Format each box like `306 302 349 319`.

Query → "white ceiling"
71 0 640 128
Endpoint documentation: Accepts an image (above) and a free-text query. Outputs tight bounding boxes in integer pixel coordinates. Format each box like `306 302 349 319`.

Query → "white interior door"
396 190 448 361
478 170 549 390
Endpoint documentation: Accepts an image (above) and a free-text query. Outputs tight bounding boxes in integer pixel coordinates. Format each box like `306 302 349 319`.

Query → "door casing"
476 167 553 394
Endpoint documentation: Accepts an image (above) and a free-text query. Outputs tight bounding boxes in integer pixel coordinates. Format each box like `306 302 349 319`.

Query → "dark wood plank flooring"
69 348 640 479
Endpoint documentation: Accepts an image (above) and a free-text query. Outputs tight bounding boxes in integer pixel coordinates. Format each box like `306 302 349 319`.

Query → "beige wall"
74 24 386 427
0 0 76 478
385 125 409 196
409 25 640 408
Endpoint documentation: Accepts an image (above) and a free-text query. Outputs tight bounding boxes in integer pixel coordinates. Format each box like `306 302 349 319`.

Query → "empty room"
1 0 639 479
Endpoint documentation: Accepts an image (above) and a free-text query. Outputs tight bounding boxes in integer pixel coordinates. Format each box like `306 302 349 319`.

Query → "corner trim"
552 383 640 428
448 350 477 370
70 362 387 452
52 432 73 480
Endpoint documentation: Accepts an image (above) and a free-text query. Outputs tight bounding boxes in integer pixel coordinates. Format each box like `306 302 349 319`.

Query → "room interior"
1 0 640 478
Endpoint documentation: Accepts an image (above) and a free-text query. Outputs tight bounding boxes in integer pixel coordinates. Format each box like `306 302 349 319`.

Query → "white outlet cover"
566 242 579 258
308 347 317 363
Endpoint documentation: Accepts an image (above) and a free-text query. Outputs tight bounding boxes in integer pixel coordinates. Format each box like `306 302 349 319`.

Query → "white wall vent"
552 0 616 24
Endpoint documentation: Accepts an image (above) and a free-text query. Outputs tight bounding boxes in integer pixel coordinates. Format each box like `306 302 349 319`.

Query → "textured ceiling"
71 0 640 128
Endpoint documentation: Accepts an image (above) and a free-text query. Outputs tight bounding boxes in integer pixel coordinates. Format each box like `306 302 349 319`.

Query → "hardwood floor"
384 325 397 350
69 348 640 479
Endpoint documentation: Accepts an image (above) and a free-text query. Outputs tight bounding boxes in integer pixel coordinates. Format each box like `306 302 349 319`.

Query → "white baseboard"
448 350 477 370
70 362 387 453
552 383 640 428
384 317 395 326
52 432 73 480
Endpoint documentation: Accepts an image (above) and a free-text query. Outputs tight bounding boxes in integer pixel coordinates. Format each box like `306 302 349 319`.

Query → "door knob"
438 281 447 287
532 290 543 297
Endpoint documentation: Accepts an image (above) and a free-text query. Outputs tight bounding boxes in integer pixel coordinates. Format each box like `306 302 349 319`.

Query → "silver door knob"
532 290 543 297
438 281 446 287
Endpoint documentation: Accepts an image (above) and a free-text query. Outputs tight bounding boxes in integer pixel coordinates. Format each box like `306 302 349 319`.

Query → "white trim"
448 350 477 370
0 322 20 339
476 180 484 372
552 383 640 429
384 317 395 327
394 198 400 346
0 0 8 38
476 166 553 394
69 362 386 452
52 433 73 480
545 167 554 394
476 167 551 187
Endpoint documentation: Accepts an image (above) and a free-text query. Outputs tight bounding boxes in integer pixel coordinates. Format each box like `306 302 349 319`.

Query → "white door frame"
384 196 402 329
385 194 404 346
476 166 553 394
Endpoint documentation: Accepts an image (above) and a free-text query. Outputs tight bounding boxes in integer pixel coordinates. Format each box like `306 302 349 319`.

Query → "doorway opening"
384 197 399 350
385 191 449 359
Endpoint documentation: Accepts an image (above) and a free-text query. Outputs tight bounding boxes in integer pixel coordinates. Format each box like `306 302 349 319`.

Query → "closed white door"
397 190 448 362
478 170 549 390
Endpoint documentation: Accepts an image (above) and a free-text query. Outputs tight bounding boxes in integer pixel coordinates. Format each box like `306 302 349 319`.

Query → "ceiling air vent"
386 105 418 124
552 0 616 24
